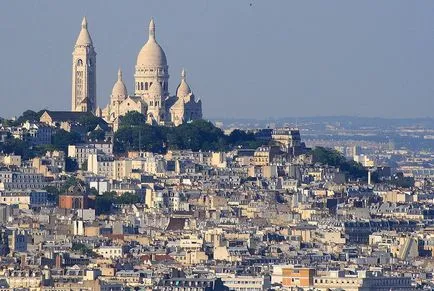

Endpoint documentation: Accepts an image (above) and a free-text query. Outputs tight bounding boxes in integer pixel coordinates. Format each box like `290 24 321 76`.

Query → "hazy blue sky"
0 1 433 119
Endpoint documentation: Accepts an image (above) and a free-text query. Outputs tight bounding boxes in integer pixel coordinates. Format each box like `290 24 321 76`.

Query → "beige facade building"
313 270 412 291
219 274 270 291
0 154 21 167
94 246 124 259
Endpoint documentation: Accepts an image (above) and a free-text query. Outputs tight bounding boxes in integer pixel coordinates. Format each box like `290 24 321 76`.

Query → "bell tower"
71 17 97 113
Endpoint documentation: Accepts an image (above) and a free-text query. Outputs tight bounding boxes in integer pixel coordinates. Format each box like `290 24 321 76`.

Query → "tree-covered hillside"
114 112 263 154
311 146 367 180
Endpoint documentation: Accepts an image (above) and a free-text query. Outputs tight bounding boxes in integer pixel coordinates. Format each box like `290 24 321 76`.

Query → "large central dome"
136 19 167 67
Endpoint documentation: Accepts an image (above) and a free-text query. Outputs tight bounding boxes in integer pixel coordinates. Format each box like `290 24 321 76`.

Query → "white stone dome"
136 19 167 67
149 81 163 96
176 69 192 98
111 69 128 100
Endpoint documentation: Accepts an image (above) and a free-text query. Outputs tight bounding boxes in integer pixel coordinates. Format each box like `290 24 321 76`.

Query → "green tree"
72 242 97 257
15 110 45 125
0 137 34 159
116 192 141 204
65 157 78 172
311 147 367 180
95 191 116 215
51 130 81 152
87 129 105 141
113 119 264 154
44 185 60 203
118 111 147 128
391 172 415 188
59 176 82 193
78 113 107 132
115 124 166 153
175 120 226 151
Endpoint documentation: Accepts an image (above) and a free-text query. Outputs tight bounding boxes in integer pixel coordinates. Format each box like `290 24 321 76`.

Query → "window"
77 59 83 66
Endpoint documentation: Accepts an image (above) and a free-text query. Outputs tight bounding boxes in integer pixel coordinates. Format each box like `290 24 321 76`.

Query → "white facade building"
87 153 114 178
97 18 202 128
94 246 124 259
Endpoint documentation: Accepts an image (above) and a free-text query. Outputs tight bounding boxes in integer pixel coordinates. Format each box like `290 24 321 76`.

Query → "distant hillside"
211 116 434 130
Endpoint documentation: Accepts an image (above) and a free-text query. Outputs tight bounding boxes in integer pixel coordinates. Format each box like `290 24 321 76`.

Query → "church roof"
166 217 187 231
40 111 107 128
75 17 93 47
40 111 90 122
136 18 167 67
165 96 178 108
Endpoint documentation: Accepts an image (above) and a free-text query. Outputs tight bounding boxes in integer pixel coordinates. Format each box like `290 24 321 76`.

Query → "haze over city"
1 0 434 119
0 1 434 290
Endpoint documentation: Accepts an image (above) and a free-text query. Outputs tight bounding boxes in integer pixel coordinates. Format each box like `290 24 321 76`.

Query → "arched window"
140 82 144 90
145 82 148 90
77 59 83 66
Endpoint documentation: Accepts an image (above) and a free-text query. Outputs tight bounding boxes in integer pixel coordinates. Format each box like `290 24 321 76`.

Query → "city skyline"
1 1 434 119
0 2 433 289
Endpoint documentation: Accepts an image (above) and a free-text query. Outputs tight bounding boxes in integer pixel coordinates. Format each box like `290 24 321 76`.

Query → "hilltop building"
70 17 202 129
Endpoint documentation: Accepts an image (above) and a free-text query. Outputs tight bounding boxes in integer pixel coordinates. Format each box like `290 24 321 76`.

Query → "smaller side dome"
111 68 128 101
176 69 192 98
149 81 163 96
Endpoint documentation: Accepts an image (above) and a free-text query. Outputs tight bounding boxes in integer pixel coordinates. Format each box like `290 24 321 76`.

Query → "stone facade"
97 18 202 129
100 69 147 131
71 17 97 113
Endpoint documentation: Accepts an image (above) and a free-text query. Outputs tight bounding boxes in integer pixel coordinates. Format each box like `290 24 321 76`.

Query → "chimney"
55 253 62 268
